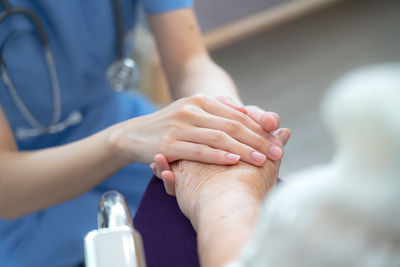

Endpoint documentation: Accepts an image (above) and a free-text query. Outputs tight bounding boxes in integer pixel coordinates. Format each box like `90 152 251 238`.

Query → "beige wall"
210 0 400 177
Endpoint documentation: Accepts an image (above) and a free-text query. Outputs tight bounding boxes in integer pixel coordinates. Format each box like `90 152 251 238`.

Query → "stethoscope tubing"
0 31 62 131
112 0 124 59
0 1 63 136
0 0 129 140
0 6 49 48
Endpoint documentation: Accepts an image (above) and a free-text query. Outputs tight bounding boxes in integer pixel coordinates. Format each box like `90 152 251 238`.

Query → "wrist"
175 161 269 230
104 124 137 166
194 177 263 267
193 170 265 229
195 185 264 227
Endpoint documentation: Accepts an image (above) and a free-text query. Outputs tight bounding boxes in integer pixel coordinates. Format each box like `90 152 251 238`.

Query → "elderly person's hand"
164 128 290 267
172 146 283 229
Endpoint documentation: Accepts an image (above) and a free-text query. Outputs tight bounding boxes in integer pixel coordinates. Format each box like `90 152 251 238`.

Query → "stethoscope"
0 0 140 140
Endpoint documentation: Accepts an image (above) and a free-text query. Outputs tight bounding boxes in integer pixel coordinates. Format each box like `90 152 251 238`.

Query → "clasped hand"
108 94 282 167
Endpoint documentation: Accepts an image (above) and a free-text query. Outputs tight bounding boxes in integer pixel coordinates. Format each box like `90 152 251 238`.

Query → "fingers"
265 128 291 172
246 105 280 132
177 127 267 166
194 95 283 160
150 162 159 177
216 96 281 136
151 154 176 195
216 96 248 115
152 128 290 197
191 113 283 161
150 154 171 178
176 94 283 162
154 154 171 172
162 141 241 165
161 170 176 196
216 96 280 133
273 128 291 146
192 94 266 138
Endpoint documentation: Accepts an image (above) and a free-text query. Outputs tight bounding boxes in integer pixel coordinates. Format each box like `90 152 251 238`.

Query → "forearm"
195 182 263 267
0 127 125 218
173 160 275 267
172 55 242 103
148 9 241 103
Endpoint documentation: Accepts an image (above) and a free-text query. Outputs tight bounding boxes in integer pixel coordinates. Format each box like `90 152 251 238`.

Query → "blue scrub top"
0 0 192 266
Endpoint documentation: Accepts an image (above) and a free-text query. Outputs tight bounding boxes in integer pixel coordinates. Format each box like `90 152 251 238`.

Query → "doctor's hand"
107 93 282 167
217 96 280 133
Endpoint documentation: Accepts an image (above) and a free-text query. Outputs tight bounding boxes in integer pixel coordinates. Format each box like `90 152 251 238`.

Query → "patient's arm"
171 129 290 267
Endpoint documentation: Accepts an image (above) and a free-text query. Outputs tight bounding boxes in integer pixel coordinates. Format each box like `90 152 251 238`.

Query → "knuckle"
233 111 248 124
160 136 174 154
192 146 204 158
225 120 242 134
190 93 208 104
210 130 226 143
254 136 268 150
252 124 265 136
169 120 184 132
177 104 196 118
233 111 263 134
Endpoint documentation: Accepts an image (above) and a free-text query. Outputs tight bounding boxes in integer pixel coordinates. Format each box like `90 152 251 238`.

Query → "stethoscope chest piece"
106 57 140 92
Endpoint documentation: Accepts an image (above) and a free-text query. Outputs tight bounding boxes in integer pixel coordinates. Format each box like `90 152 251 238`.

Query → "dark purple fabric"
133 176 200 267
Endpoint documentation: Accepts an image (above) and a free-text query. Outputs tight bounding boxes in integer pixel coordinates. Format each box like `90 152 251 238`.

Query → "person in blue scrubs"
0 0 284 266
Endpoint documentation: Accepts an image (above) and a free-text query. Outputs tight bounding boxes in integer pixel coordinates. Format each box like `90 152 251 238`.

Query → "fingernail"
155 164 161 177
270 112 279 120
268 145 283 160
277 129 291 145
225 153 240 161
269 112 280 127
251 151 266 163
